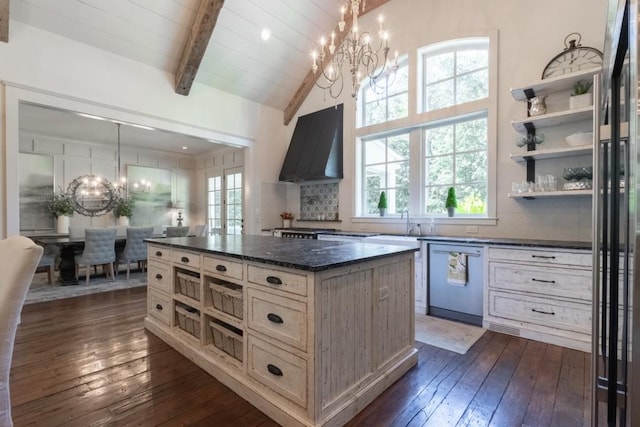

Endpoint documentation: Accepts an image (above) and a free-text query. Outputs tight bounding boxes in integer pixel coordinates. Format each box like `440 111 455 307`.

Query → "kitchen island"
144 235 418 427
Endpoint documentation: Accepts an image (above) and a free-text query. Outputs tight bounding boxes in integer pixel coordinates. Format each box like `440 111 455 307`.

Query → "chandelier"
311 0 398 101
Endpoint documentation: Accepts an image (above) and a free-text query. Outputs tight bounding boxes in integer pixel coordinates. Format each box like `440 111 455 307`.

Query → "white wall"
1 1 608 241
285 0 606 241
0 21 287 238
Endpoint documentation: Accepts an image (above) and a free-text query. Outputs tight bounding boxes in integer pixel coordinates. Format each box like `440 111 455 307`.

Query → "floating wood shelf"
508 189 592 199
511 107 593 132
510 67 602 101
510 145 593 162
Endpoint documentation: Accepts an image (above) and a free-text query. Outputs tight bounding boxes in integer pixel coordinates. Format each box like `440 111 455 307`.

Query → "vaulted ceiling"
4 0 390 152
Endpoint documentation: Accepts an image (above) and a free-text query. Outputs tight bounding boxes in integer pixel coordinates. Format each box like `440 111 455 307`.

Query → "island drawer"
489 262 591 301
247 288 307 351
247 265 308 297
488 247 590 268
203 255 243 280
488 290 591 334
148 261 171 293
172 249 201 271
247 334 307 409
148 244 170 264
148 289 172 326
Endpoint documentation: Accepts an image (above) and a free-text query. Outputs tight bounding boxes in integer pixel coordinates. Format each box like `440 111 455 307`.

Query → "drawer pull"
156 251 162 257
155 304 163 311
267 364 283 376
216 265 227 272
531 255 556 260
181 256 190 263
531 308 555 315
531 278 555 284
267 313 283 324
266 276 283 285
155 273 163 280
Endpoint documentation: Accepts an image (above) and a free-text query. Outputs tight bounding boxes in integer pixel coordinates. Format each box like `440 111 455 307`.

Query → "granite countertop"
147 235 417 272
417 235 591 250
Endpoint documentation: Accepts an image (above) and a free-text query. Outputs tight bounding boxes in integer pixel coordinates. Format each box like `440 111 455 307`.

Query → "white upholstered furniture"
0 236 43 426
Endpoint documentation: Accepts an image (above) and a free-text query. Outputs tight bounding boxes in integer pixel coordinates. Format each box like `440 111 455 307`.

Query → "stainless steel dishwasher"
428 243 484 326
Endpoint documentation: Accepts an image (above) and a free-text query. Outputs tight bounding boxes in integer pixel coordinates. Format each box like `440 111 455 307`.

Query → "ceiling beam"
283 0 391 125
0 0 9 43
175 0 225 96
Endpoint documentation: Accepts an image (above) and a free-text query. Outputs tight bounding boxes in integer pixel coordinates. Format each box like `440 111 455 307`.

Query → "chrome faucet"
401 210 414 235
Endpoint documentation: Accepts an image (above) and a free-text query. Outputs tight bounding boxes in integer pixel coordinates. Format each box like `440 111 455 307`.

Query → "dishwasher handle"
431 250 482 257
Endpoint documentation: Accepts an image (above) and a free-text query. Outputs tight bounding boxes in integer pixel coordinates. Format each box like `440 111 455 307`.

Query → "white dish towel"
447 252 468 285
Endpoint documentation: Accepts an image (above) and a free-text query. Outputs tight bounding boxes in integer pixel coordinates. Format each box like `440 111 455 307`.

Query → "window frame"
353 31 497 222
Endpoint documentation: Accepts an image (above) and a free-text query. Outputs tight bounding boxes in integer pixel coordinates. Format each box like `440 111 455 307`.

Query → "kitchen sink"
363 235 421 248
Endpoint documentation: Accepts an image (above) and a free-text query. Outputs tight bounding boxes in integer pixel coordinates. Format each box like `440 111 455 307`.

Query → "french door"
206 167 243 235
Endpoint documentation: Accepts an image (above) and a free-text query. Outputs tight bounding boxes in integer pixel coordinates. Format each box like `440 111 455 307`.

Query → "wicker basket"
209 320 243 362
177 271 201 301
175 305 201 339
209 282 243 319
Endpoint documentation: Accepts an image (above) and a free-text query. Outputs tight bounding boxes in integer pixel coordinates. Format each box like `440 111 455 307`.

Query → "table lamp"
173 201 185 226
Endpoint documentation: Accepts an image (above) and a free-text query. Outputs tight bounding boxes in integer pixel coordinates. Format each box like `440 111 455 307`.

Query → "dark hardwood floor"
10 288 592 426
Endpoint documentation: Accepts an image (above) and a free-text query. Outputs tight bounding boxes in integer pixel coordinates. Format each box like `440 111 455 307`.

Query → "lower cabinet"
483 245 592 351
144 243 417 427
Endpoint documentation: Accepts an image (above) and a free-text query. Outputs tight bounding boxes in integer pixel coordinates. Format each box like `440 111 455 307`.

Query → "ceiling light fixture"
311 0 398 102
260 28 272 41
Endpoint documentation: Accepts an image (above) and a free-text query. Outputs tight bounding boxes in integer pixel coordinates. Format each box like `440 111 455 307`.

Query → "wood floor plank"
10 288 593 427
456 335 529 426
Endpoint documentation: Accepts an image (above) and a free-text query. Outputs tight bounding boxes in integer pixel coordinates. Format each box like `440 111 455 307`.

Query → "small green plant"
377 191 387 209
445 187 457 209
113 194 135 218
572 80 593 96
48 187 75 218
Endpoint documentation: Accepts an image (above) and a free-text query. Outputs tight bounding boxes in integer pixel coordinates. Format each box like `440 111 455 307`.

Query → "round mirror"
68 175 117 217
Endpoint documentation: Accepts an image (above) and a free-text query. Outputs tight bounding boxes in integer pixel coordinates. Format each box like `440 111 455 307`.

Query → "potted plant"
280 212 294 228
48 187 75 234
570 80 593 109
114 194 135 226
445 187 457 217
377 191 387 216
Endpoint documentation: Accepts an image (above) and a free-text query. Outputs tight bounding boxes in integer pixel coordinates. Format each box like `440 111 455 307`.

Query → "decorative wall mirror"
68 174 117 216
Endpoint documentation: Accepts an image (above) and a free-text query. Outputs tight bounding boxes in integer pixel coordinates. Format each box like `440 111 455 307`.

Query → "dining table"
35 234 164 286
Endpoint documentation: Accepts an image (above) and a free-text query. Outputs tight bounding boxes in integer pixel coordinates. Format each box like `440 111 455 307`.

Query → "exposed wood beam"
283 0 391 125
175 0 224 96
0 0 9 43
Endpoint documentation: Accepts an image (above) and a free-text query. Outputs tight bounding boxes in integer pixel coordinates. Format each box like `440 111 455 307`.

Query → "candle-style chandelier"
311 0 398 101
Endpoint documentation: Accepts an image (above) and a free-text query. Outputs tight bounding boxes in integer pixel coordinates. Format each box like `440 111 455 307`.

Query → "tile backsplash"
300 183 339 221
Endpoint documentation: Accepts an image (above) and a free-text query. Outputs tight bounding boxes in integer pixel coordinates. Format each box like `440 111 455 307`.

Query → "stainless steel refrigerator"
592 1 640 425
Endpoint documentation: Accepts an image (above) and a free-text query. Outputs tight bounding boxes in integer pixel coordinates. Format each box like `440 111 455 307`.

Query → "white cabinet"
508 67 599 199
483 245 592 351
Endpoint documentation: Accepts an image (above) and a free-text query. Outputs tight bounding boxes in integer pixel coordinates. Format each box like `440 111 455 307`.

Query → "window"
356 35 494 218
207 168 243 235
424 114 487 215
421 39 489 112
359 59 409 127
362 133 410 215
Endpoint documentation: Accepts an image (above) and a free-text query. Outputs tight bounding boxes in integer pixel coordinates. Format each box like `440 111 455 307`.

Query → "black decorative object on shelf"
541 32 603 79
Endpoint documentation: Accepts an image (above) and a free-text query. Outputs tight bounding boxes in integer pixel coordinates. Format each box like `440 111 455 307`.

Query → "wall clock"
541 32 603 79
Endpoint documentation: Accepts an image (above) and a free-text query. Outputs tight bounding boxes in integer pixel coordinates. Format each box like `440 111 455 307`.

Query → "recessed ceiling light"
182 146 188 150
260 28 272 41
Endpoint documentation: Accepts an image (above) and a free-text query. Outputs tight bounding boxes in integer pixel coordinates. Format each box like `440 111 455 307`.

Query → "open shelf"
511 67 601 101
510 145 593 162
511 106 593 132
508 189 592 199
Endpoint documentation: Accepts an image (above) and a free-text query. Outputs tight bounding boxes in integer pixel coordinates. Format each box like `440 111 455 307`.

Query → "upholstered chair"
192 224 208 237
35 254 55 284
117 227 153 280
166 226 190 237
74 228 117 285
0 236 43 426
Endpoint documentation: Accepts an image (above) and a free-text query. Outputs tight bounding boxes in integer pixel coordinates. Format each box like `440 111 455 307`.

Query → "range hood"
279 104 343 182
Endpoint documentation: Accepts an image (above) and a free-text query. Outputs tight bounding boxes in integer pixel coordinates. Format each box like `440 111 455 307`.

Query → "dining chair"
192 224 208 236
35 254 55 284
116 227 154 280
74 228 117 285
68 226 85 239
0 236 43 426
166 226 190 237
